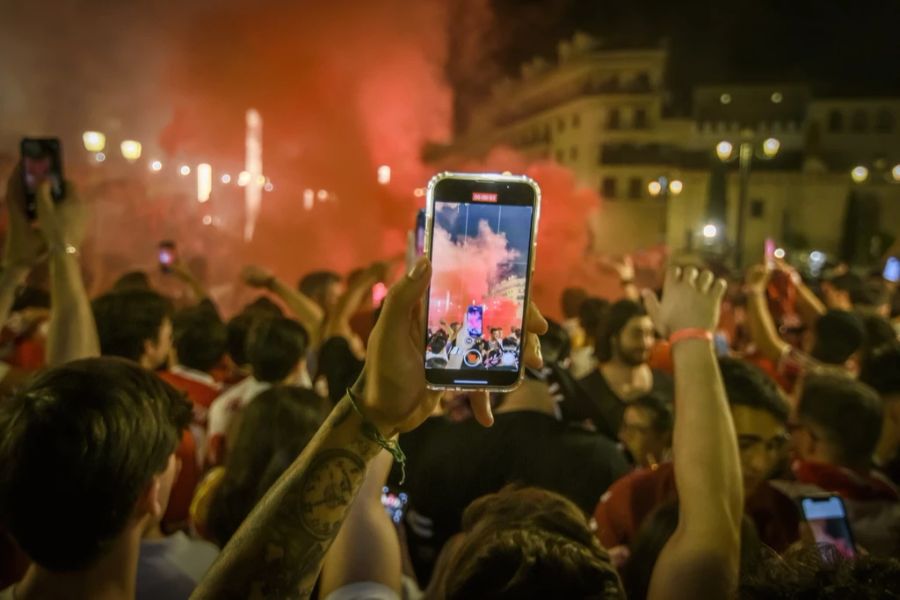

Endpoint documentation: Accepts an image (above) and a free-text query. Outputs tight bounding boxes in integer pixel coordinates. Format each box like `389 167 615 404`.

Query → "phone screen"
20 138 65 220
415 209 426 257
381 486 408 524
884 257 900 283
159 241 177 273
801 495 856 559
764 237 776 266
424 174 539 389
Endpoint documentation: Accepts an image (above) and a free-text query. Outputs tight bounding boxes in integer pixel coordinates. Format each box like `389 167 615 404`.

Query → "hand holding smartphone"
158 241 178 273
800 494 857 559
423 172 541 391
20 138 65 221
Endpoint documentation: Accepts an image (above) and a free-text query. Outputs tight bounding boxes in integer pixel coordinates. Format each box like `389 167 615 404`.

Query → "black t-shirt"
389 411 629 585
573 368 674 439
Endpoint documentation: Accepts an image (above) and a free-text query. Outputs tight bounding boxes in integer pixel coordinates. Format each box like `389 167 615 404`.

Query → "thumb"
382 257 431 319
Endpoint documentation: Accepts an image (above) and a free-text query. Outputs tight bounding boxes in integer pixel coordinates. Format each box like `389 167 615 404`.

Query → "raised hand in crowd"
321 260 391 360
241 263 324 342
190 256 548 598
642 266 742 600
598 254 640 301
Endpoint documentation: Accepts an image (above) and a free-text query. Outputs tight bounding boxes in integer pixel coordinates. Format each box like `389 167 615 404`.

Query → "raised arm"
745 265 790 362
320 262 387 353
643 267 743 600
318 450 402 598
242 265 324 340
774 258 826 326
599 254 640 302
192 258 546 599
1 165 43 322
35 181 100 365
170 259 210 303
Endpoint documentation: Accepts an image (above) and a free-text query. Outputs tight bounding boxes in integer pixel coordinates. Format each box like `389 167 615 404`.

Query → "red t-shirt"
594 462 800 553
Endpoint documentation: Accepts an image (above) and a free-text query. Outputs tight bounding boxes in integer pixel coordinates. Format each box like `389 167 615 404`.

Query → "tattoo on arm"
190 399 380 600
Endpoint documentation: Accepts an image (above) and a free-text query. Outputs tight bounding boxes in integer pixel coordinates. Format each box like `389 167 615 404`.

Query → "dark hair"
246 317 309 383
623 501 763 600
172 304 227 373
596 300 645 362
11 286 50 311
738 546 900 599
112 270 152 292
798 375 882 468
718 357 789 423
243 296 284 318
298 270 341 303
317 336 364 405
441 486 623 600
0 358 191 571
826 272 865 301
859 313 897 365
859 345 900 397
92 290 174 361
226 313 256 367
561 287 588 319
811 310 865 365
628 393 674 434
579 297 610 344
540 319 572 366
857 280 890 309
207 386 328 545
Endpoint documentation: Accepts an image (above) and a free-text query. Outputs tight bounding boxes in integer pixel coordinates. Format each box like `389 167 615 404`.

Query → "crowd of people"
1 164 899 600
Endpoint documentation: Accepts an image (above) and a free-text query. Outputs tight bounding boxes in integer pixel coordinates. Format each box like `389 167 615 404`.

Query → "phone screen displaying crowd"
423 175 538 390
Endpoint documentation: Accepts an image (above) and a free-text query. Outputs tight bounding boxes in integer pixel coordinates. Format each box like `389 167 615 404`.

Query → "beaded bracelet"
347 387 408 484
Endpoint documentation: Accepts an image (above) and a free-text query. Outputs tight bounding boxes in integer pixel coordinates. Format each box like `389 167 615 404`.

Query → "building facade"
426 33 900 267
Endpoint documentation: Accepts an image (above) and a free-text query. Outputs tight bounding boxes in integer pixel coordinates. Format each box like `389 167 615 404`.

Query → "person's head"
578 297 610 345
795 375 882 470
807 309 865 370
0 358 191 571
857 279 891 317
561 287 588 320
623 500 763 600
433 486 623 600
298 270 343 313
719 358 790 496
242 295 284 318
821 272 864 310
172 304 227 373
596 300 654 367
619 394 673 468
859 345 900 459
92 290 174 370
859 313 897 368
491 327 503 341
225 312 257 368
207 385 328 545
112 270 152 292
738 547 900 600
246 316 309 384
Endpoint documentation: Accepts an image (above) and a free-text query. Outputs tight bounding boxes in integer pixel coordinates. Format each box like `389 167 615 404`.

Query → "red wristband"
669 328 714 345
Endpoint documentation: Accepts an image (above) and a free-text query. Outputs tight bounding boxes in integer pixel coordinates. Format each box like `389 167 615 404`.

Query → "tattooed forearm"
190 397 382 600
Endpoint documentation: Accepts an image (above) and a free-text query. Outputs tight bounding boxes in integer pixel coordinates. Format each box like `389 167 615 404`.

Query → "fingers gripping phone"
423 172 540 391
800 494 857 559
20 138 65 221
159 241 178 273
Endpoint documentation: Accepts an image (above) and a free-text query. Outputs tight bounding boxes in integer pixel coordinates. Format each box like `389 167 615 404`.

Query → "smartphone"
158 241 177 273
800 494 856 559
381 486 409 525
415 209 426 257
764 237 776 268
424 172 541 391
372 281 388 308
884 257 900 283
20 138 65 221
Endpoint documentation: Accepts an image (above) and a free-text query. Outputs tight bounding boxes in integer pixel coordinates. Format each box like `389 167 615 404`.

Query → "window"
851 109 868 133
608 108 621 130
628 177 642 199
750 199 765 219
601 177 617 199
556 149 565 163
828 110 843 132
572 113 581 128
875 109 894 133
569 146 579 161
634 108 648 129
557 117 566 132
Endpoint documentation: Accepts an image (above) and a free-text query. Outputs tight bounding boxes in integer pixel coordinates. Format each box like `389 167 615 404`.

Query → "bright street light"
702 223 718 239
716 141 733 161
303 189 315 210
648 180 662 196
669 179 683 195
150 160 162 172
850 166 869 183
197 163 212 203
377 165 391 185
774 248 786 259
237 171 251 186
82 131 106 152
120 140 142 162
892 164 900 182
179 165 191 176
762 138 781 158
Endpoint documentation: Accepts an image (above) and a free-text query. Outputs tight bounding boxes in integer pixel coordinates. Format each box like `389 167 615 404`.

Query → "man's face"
145 317 173 370
614 316 655 367
619 405 669 467
492 329 503 341
732 405 789 496
321 281 345 313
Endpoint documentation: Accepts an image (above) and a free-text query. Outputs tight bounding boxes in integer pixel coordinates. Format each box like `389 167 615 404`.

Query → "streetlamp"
120 140 142 162
647 176 683 199
82 131 106 152
716 132 781 268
